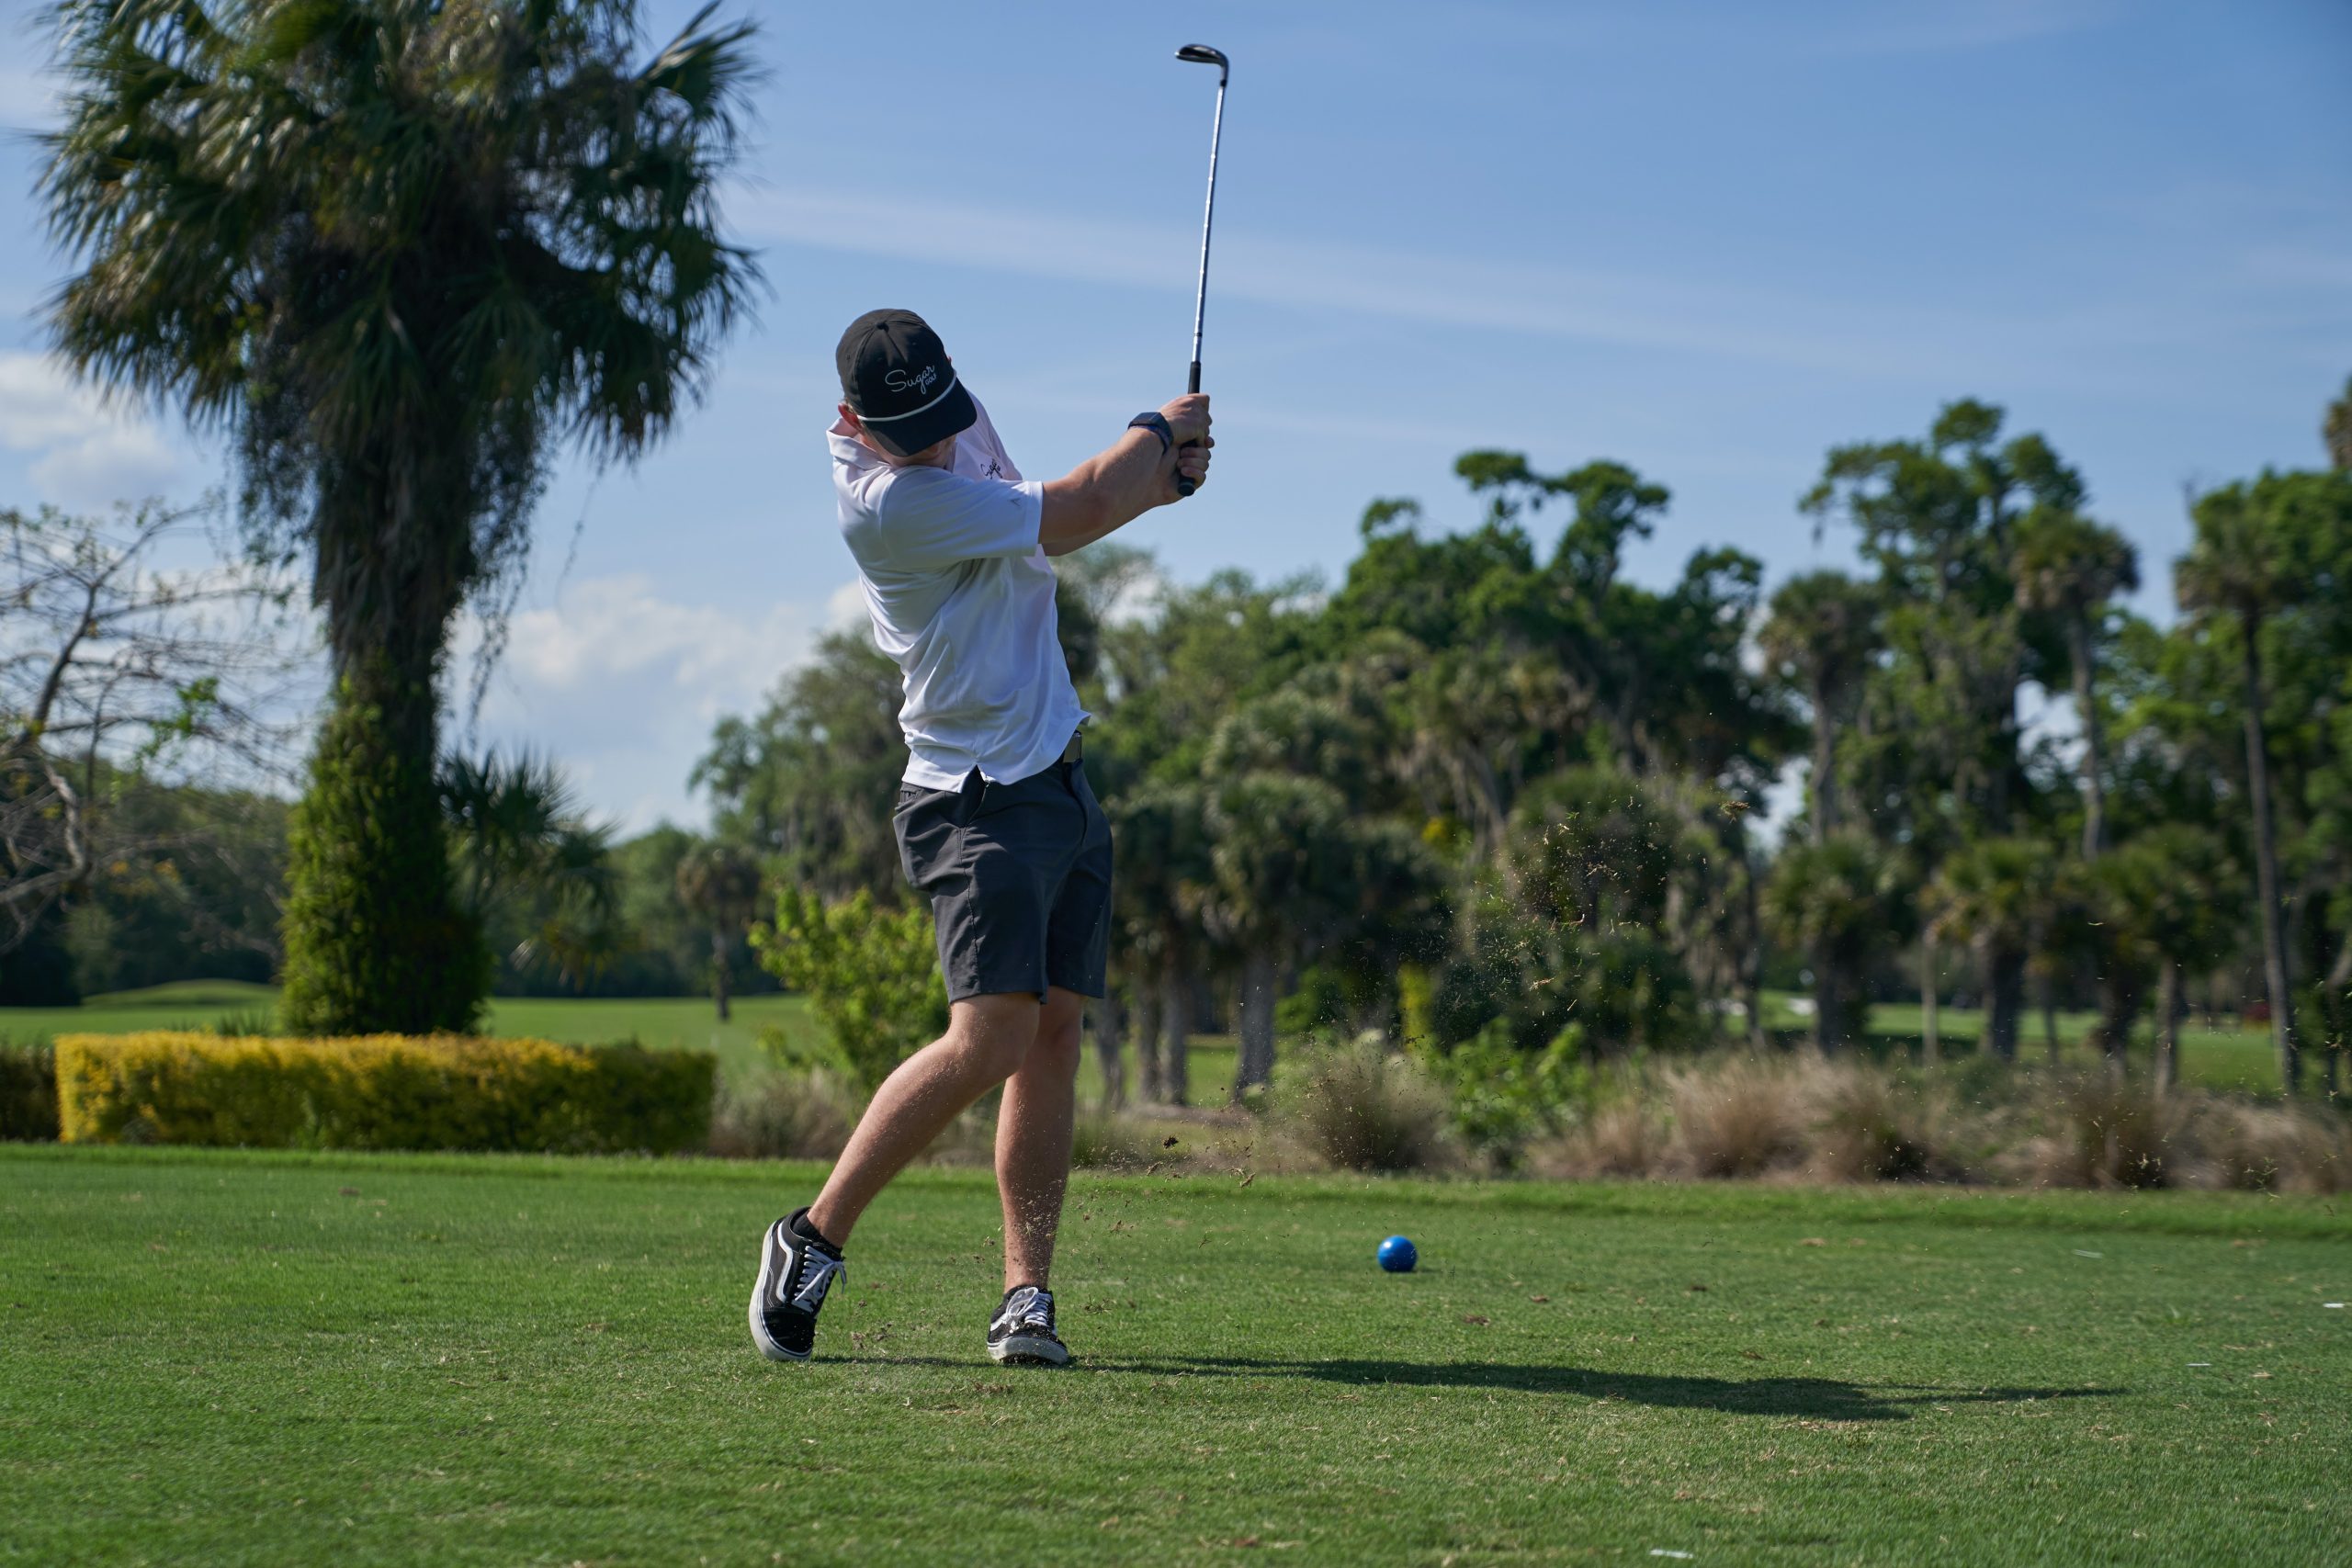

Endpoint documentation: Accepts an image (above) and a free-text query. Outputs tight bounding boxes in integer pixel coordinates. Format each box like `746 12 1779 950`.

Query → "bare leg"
998 987 1085 1290
807 993 1040 1247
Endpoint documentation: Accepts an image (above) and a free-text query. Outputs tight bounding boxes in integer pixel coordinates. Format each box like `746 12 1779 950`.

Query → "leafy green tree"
752 888 945 1090
45 0 759 1032
1804 401 2087 1050
2325 375 2352 471
695 631 908 902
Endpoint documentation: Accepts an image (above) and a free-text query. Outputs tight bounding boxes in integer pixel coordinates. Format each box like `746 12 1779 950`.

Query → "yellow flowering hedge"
55 1032 714 1155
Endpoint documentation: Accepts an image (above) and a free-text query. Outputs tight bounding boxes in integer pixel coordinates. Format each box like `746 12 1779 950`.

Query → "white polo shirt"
830 396 1088 790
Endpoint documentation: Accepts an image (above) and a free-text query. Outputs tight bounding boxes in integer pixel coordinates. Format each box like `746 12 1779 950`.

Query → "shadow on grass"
1072 1358 2118 1421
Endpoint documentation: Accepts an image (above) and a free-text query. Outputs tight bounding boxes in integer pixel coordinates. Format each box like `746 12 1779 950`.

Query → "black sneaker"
749 1209 845 1362
986 1283 1069 1366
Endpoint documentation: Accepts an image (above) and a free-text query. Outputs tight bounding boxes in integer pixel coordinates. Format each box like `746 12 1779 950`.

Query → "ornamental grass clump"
707 1068 861 1162
2188 1098 2348 1194
1274 1033 1453 1173
2026 1071 2191 1190
1803 1056 1976 1184
1665 1055 1810 1179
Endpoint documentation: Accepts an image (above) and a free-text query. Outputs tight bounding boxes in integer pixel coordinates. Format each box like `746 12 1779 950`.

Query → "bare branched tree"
0 501 300 955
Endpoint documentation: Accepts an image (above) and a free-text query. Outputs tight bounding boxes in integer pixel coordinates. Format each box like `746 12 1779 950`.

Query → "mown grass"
2 1145 2344 1565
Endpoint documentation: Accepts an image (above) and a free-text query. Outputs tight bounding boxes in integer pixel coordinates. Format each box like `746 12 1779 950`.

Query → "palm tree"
439 750 622 990
1925 837 2051 1062
2325 375 2352 471
1761 831 1908 1053
2012 511 2137 857
44 1 758 1032
2104 827 2239 1091
675 841 763 1021
1758 572 1882 844
1111 781 1215 1105
1201 773 1357 1100
2176 482 2302 1093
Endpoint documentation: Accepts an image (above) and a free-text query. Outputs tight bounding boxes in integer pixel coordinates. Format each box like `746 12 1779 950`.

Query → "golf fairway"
2 1145 2344 1564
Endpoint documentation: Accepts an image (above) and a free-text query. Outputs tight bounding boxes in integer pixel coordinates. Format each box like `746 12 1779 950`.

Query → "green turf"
3 1146 2343 1564
0 983 2271 1101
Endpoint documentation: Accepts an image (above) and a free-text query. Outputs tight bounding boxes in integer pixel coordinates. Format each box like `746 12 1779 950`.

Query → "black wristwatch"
1127 412 1173 454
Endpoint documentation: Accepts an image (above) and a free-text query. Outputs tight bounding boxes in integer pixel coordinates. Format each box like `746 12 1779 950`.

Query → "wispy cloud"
0 351 186 509
452 571 863 831
735 185 2229 398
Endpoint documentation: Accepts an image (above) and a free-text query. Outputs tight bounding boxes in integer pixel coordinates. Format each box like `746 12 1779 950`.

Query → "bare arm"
1038 394 1212 558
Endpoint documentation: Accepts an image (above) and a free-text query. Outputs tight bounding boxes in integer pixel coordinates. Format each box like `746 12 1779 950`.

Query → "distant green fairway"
0 983 2276 1099
3 1146 2344 1564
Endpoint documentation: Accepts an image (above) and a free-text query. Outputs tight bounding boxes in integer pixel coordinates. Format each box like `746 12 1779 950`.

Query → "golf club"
1174 43 1228 497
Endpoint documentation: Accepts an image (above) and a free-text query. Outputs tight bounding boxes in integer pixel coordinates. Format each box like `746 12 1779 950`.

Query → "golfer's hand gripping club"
1162 393 1212 499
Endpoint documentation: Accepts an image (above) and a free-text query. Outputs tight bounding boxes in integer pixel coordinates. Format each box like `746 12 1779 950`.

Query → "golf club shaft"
1176 73 1226 495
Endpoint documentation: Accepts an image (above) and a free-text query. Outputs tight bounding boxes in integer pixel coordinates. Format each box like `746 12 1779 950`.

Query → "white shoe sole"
989 1333 1070 1366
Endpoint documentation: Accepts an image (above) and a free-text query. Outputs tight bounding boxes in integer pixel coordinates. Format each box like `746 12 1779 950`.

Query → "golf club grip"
1176 358 1203 496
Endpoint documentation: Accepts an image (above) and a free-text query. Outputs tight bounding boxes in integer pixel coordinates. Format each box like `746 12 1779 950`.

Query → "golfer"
750 309 1211 1366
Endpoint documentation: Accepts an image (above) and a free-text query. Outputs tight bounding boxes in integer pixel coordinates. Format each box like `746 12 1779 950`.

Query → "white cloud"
450 572 867 832
735 186 2180 395
0 352 187 509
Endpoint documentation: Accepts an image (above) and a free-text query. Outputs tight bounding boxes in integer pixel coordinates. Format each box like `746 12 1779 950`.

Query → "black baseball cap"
835 309 978 457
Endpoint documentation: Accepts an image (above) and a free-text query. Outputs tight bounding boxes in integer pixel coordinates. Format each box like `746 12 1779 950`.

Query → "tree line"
705 390 2352 1102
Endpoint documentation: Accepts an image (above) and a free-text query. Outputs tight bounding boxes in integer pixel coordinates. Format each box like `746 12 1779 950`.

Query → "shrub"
0 1038 60 1142
1273 1033 1453 1173
1666 1056 1809 1178
2026 1072 2189 1189
1415 1022 1600 1160
752 888 947 1089
1526 1100 1668 1179
56 1032 713 1154
1803 1058 1973 1183
2189 1100 2348 1194
708 1068 861 1161
279 669 491 1035
1071 1112 1160 1170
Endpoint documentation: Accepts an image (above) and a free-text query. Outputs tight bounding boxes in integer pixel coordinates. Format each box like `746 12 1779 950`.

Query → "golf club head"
1176 43 1228 80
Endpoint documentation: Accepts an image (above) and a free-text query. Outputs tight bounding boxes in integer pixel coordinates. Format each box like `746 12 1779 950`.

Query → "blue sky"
0 0 2346 830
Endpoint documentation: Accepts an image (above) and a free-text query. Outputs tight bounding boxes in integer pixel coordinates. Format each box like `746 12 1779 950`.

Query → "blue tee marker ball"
1377 1235 1418 1272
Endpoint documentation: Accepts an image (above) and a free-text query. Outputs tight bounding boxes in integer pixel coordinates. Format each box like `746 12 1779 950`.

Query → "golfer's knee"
1028 1011 1083 1080
948 994 1043 1081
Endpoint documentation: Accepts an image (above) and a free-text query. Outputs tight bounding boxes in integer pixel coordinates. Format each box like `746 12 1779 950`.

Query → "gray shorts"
892 756 1113 1002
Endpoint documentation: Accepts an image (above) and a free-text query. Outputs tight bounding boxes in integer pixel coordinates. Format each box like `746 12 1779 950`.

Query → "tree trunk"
2154 962 2181 1095
1131 975 1163 1105
1091 994 1126 1111
2039 971 2062 1066
1232 950 1278 1100
280 654 484 1034
1920 929 1941 1066
1808 688 1838 845
2238 615 2299 1094
2068 614 2107 860
1810 942 1841 1055
1740 860 1768 1052
1159 960 1190 1108
1981 937 2022 1062
711 924 732 1021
